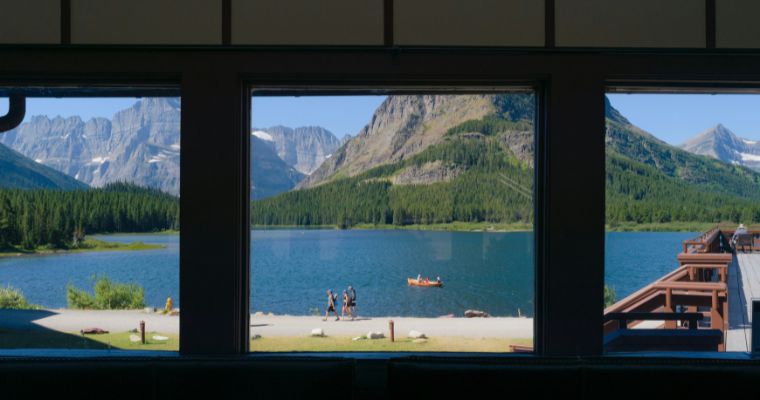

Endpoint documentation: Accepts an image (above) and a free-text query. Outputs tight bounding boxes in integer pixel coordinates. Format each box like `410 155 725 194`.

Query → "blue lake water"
0 230 697 317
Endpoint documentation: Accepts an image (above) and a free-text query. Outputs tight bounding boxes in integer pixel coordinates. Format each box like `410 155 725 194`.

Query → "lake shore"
251 221 729 233
0 238 164 258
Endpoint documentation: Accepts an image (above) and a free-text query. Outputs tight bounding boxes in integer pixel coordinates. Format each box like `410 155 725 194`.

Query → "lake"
0 230 697 317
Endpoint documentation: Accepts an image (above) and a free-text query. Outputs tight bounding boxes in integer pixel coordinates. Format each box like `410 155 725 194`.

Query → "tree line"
0 182 179 250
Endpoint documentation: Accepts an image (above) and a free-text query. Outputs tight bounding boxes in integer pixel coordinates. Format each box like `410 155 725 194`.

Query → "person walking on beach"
348 285 357 320
341 290 349 319
323 290 340 321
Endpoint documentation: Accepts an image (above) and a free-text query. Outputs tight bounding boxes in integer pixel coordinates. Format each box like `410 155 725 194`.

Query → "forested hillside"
251 94 760 229
252 97 534 227
0 182 179 250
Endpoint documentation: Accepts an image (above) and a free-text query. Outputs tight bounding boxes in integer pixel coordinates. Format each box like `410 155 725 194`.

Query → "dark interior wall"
3 0 760 397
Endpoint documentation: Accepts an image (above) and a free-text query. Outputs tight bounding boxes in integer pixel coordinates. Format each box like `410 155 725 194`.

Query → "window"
0 93 180 352
249 91 536 353
603 91 760 353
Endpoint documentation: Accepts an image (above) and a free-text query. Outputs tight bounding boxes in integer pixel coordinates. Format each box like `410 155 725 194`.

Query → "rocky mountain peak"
680 124 760 172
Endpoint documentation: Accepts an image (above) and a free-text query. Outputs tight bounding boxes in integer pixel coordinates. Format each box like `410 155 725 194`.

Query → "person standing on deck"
323 290 340 321
732 223 749 248
348 286 357 320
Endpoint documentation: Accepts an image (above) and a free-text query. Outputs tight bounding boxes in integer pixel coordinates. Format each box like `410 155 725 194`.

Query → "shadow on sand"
0 309 113 350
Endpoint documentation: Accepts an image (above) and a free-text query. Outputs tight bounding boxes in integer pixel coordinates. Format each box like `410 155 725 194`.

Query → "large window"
0 94 180 351
249 91 536 352
603 92 760 353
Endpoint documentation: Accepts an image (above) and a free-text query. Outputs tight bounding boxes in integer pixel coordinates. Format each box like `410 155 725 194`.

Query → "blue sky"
607 94 760 145
251 96 387 139
0 97 141 123
5 94 760 145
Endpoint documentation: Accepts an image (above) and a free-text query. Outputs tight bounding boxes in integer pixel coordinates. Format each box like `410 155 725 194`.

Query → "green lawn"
251 335 532 353
0 329 178 351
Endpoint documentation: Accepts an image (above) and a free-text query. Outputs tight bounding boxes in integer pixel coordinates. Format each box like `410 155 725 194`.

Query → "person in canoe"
323 290 340 321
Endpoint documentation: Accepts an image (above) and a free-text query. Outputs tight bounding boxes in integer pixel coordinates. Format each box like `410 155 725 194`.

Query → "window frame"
247 84 544 356
3 47 760 361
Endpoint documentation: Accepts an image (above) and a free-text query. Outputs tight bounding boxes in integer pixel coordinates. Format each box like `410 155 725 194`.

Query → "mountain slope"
0 142 87 190
254 126 340 175
250 136 305 200
680 124 760 172
299 95 502 188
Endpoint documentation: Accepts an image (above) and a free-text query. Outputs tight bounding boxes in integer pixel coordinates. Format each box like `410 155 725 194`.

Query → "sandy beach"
0 309 533 339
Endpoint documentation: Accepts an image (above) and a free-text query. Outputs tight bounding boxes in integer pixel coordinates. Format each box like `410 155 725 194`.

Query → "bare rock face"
255 126 340 175
1 98 181 194
298 95 496 188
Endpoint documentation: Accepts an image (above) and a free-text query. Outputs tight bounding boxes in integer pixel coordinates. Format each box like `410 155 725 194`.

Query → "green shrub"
67 275 145 310
0 286 39 309
604 285 617 308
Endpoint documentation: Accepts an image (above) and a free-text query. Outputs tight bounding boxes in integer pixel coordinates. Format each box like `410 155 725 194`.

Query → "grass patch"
0 330 178 351
606 221 716 232
0 239 163 257
251 335 532 353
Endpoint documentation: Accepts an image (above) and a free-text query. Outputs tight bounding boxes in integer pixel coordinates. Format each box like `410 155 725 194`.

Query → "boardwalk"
726 253 760 351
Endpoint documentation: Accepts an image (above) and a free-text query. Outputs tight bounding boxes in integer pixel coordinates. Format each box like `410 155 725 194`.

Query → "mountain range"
0 98 340 198
3 94 760 228
252 94 760 227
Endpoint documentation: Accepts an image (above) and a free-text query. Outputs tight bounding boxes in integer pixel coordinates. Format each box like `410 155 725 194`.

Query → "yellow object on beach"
165 297 173 312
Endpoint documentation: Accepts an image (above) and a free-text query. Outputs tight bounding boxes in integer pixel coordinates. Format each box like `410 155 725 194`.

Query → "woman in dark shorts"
323 290 340 321
348 286 357 320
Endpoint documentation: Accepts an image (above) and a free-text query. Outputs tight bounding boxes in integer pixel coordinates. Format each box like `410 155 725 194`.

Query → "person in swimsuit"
323 290 340 321
341 290 349 318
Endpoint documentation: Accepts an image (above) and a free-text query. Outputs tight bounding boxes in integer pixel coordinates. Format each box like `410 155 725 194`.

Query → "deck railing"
604 226 733 352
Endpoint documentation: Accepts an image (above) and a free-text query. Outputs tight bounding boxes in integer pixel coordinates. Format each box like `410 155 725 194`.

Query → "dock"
726 253 760 351
604 225 759 352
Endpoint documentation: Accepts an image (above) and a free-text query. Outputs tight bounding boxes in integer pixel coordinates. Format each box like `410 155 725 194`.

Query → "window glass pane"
604 93 760 353
0 95 180 352
250 92 535 353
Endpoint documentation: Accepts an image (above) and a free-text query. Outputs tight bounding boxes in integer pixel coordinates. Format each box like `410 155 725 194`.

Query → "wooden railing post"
664 288 676 329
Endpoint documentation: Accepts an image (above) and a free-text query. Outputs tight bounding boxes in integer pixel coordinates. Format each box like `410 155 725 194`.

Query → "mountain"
0 142 87 190
252 94 760 228
1 98 181 195
250 135 305 200
253 126 340 175
299 94 534 188
252 93 536 226
680 124 760 172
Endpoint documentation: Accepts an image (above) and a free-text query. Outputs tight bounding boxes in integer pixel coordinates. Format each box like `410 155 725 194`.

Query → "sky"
0 97 141 123
607 94 760 145
5 94 760 145
251 96 387 139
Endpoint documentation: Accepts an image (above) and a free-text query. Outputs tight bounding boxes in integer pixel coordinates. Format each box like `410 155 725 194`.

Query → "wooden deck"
726 253 760 352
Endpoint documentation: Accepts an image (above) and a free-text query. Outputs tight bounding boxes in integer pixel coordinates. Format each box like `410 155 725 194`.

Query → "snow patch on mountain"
252 131 274 141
